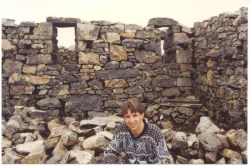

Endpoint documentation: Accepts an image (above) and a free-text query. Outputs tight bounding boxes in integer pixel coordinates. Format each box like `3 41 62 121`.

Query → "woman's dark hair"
121 98 145 117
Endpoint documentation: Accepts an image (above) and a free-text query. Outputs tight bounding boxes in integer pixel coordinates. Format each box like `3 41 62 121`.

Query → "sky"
1 0 248 47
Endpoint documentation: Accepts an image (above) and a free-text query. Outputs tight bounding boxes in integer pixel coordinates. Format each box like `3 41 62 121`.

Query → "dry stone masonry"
1 7 247 164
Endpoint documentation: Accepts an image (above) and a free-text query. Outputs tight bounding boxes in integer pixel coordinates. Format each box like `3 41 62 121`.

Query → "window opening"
159 27 169 56
57 27 75 50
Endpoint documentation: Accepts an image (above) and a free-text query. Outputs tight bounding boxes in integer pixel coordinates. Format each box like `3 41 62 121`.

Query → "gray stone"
135 51 157 63
68 150 94 164
26 54 53 65
228 158 243 164
47 17 81 24
2 149 23 164
19 21 37 27
3 59 23 74
148 17 178 27
2 39 17 51
172 33 189 44
61 128 78 146
37 98 61 108
82 134 108 150
122 39 144 47
176 50 192 63
96 68 141 79
197 132 221 151
205 151 218 163
152 75 175 87
172 132 187 149
235 129 247 150
45 156 61 164
2 18 15 26
124 86 144 95
15 140 44 154
228 75 247 89
162 87 180 97
195 117 222 133
96 131 114 140
65 95 102 112
189 159 204 164
216 157 226 164
77 23 100 41
33 22 53 39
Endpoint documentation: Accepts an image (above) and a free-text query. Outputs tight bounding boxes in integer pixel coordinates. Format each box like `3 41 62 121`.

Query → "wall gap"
159 27 169 56
57 27 76 50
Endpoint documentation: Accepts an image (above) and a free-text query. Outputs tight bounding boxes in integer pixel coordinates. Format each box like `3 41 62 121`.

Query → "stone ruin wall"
192 7 248 130
2 7 248 130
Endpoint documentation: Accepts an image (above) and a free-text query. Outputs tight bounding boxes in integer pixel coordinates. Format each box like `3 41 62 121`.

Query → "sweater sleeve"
103 128 123 164
155 132 174 164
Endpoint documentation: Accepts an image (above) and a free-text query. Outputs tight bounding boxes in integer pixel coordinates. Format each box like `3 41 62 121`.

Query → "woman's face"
123 109 144 133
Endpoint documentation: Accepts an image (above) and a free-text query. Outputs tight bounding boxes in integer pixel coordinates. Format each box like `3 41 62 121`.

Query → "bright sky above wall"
1 0 248 47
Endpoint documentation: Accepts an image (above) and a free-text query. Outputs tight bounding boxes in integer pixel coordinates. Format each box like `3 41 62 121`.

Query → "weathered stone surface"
55 74 78 83
46 17 81 24
176 50 192 63
2 39 16 51
102 32 120 43
197 132 221 151
2 149 23 164
65 95 102 112
77 23 100 41
121 39 144 47
82 134 108 150
26 54 53 65
152 75 175 87
52 141 68 159
104 79 126 88
148 17 178 27
61 128 78 146
3 59 23 74
162 87 180 97
2 18 15 26
37 98 61 108
172 132 187 149
16 140 44 154
220 148 243 162
21 75 50 85
205 151 218 163
33 22 52 39
228 75 247 89
177 78 192 87
135 51 157 63
19 21 37 27
195 117 222 133
124 85 144 95
68 150 94 164
10 85 35 95
172 33 189 44
96 68 141 79
110 45 127 61
189 159 204 164
79 52 100 65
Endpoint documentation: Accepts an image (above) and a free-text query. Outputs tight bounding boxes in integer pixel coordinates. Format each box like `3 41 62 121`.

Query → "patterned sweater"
103 122 174 164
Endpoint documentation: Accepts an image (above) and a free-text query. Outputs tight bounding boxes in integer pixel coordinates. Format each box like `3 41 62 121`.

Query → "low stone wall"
192 7 248 129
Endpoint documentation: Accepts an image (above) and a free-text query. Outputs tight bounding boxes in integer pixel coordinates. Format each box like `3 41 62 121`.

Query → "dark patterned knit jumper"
103 121 174 164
